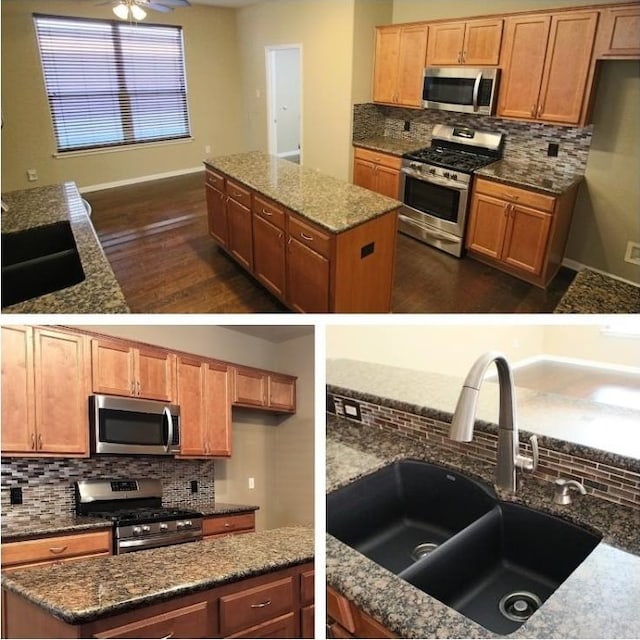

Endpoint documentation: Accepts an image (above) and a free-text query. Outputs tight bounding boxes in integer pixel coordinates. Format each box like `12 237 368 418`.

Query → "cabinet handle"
462 50 467 63
504 204 509 216
457 52 462 63
38 433 43 449
300 232 314 241
49 546 68 554
136 380 141 396
224 522 231 528
278 231 283 240
131 381 135 395
160 634 174 639
31 433 36 450
531 104 536 117
537 104 543 118
261 208 273 216
233 191 244 198
250 600 272 609
219 192 224 200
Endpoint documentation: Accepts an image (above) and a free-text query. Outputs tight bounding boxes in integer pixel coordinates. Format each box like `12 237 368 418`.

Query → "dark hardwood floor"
87 172 575 314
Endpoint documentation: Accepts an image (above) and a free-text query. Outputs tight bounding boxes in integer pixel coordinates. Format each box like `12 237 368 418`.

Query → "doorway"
266 45 302 164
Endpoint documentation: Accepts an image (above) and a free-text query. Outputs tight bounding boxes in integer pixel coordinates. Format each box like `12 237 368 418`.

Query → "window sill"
53 137 194 159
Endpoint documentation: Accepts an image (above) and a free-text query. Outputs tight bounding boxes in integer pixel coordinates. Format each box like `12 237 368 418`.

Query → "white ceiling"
220 325 314 343
189 0 263 7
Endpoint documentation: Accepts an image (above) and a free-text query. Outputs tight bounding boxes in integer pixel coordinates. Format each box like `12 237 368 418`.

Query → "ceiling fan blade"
144 2 173 12
155 0 190 6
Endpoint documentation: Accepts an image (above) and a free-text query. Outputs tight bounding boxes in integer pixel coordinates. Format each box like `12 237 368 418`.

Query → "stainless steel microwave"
90 394 180 455
423 67 500 115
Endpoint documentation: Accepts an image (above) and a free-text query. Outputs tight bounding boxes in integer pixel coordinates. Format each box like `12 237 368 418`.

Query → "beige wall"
1 0 245 191
74 324 314 531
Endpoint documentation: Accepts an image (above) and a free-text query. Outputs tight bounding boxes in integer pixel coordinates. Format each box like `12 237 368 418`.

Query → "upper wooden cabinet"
1 326 90 457
498 10 598 125
91 338 176 402
426 18 503 65
178 356 231 458
373 24 428 107
232 367 296 413
595 4 640 58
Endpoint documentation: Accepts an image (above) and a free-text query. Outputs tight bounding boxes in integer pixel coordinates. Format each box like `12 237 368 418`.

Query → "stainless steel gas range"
75 478 203 554
399 124 503 258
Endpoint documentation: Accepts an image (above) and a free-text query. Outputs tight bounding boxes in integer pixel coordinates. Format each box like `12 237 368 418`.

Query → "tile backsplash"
329 393 640 510
1 456 215 518
353 102 593 175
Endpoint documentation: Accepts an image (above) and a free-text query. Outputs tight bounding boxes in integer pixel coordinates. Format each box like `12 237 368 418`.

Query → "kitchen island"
1 526 314 638
203 152 401 313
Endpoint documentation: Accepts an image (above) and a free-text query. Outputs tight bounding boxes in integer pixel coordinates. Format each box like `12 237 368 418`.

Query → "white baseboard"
79 166 204 193
277 151 300 158
562 257 640 287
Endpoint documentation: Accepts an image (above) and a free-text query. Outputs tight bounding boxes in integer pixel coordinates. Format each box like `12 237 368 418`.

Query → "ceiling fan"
99 0 191 21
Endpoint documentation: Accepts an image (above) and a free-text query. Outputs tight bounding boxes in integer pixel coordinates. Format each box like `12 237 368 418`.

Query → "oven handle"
401 168 468 192
472 71 482 112
164 407 173 453
399 215 460 244
118 530 202 553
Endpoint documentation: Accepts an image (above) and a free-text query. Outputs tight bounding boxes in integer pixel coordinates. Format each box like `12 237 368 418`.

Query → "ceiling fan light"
112 3 130 20
130 5 147 20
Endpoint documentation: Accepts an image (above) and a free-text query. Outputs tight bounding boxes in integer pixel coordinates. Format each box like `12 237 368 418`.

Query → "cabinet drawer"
300 569 314 605
219 576 295 636
288 215 332 258
354 147 402 170
254 194 285 230
474 178 556 213
226 179 252 209
205 169 224 191
1 530 111 567
327 586 356 634
203 512 255 537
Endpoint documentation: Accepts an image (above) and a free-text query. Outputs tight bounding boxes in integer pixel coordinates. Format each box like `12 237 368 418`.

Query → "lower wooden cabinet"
353 147 402 200
327 586 397 639
203 512 256 539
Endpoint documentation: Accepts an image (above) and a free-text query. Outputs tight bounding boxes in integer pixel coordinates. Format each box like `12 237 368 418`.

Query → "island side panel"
332 209 399 313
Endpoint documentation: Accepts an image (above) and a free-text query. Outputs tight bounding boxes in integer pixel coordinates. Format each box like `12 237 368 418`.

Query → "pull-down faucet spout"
449 351 538 492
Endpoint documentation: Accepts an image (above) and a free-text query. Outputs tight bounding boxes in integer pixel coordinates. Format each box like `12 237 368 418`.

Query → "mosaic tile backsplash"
1 456 215 518
353 103 594 175
328 393 640 510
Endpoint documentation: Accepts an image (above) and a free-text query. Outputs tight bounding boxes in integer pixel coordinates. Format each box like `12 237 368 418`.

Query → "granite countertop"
1 182 129 313
327 415 640 639
1 526 313 625
353 136 424 157
1 502 260 542
204 151 401 233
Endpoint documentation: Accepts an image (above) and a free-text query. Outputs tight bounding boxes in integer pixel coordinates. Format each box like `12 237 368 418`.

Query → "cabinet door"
463 19 503 65
227 197 254 271
537 12 598 124
228 612 297 639
466 193 509 259
1 326 35 453
353 158 377 192
373 26 400 104
427 22 466 64
136 348 175 401
92 339 135 396
502 204 552 276
396 24 429 106
253 214 286 299
375 165 401 200
268 375 296 412
301 605 315 639
597 5 640 58
286 237 330 313
233 368 267 407
498 14 551 120
206 183 228 246
204 362 231 457
34 329 89 455
177 357 207 456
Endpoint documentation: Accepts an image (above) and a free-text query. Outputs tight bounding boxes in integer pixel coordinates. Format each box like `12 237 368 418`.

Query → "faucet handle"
516 434 539 473
553 478 587 505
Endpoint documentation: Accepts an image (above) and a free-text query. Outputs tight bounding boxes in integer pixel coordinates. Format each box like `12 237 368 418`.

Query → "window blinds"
34 14 191 153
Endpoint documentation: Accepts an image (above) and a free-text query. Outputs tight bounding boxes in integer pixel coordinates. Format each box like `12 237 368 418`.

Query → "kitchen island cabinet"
204 152 401 313
1 527 313 639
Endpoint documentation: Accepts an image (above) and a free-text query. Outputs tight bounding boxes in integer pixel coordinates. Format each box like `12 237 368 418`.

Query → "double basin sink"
327 459 601 634
1 221 85 307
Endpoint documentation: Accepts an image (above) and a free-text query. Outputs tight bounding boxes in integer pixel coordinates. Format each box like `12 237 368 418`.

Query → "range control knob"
132 526 142 535
142 525 151 533
176 521 185 530
450 173 458 181
184 520 192 528
159 523 169 531
429 168 436 175
443 171 450 179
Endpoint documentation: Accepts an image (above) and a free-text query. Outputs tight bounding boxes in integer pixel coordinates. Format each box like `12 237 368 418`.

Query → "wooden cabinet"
268 374 297 412
327 586 398 639
91 338 176 401
1 530 111 570
595 4 640 58
178 356 231 458
466 177 579 287
373 24 428 107
227 179 254 271
1 326 90 457
206 169 228 246
232 367 296 413
252 194 287 299
202 512 255 539
300 569 314 639
498 10 598 125
353 148 401 200
427 18 503 65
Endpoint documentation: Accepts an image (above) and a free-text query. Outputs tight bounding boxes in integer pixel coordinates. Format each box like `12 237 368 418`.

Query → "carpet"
554 269 640 314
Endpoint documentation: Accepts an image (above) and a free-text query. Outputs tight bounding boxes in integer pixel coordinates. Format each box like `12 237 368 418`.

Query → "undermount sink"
327 460 602 634
1 221 85 307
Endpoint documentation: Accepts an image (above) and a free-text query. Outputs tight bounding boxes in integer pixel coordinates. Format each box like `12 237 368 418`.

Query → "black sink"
2 222 85 307
327 459 496 574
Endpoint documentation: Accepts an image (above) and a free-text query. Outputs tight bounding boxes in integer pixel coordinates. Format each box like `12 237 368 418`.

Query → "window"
34 14 191 153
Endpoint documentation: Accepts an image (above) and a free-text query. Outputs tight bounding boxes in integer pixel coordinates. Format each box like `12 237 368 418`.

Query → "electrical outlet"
190 480 198 493
10 487 23 505
547 143 559 157
248 477 255 490
624 241 640 265
327 393 336 414
205 145 211 154
404 120 411 132
342 399 362 421
27 169 38 182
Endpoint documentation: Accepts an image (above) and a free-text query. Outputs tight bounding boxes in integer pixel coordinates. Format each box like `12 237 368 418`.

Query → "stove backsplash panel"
353 103 593 175
1 456 215 519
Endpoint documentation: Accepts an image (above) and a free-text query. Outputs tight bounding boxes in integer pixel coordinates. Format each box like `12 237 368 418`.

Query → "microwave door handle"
472 71 482 112
163 407 173 453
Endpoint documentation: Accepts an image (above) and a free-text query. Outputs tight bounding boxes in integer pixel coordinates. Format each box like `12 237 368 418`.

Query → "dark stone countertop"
1 526 313 625
1 502 260 542
1 182 129 313
204 151 401 233
327 415 640 639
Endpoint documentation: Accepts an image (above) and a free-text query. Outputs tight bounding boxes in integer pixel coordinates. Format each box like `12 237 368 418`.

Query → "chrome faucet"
449 351 538 492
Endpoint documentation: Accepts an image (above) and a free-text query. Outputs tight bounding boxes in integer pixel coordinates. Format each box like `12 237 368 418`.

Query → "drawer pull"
261 209 273 216
250 599 272 609
300 232 314 241
233 192 244 198
224 522 231 528
49 546 68 554
31 433 36 450
160 634 174 639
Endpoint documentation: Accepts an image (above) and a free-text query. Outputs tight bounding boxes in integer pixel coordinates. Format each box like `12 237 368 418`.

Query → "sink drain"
411 542 439 561
499 591 542 622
